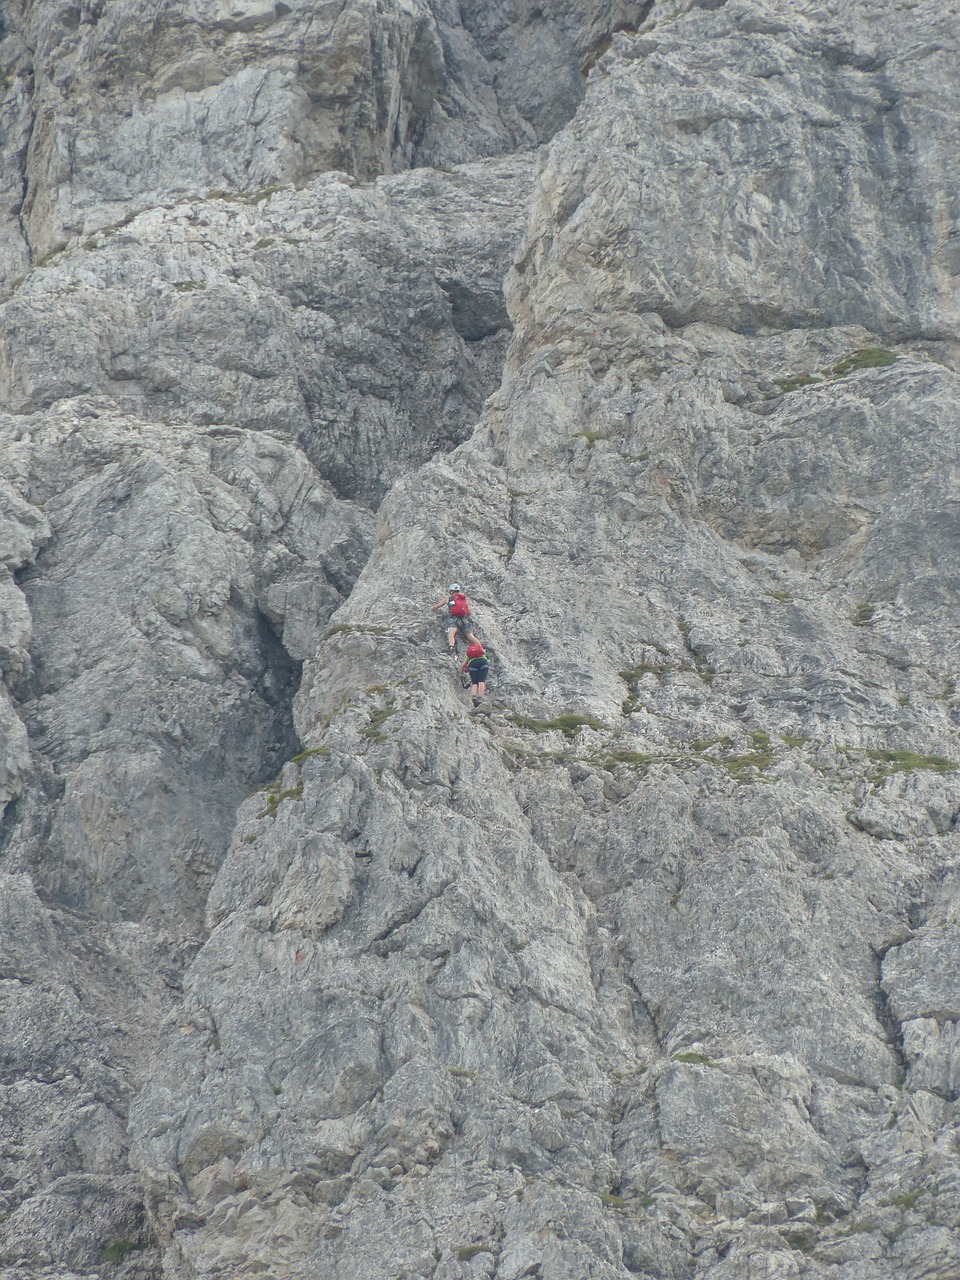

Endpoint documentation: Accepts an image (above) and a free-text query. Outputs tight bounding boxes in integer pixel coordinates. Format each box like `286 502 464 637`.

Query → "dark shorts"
466 662 489 683
446 614 472 637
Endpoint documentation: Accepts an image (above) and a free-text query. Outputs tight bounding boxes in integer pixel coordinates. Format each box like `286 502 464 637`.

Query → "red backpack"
449 592 469 617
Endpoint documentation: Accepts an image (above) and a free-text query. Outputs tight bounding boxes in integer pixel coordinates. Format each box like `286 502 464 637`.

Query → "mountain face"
1 1 959 1277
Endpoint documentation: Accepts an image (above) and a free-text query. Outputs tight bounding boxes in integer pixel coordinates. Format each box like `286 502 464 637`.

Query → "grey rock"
0 158 533 504
899 1018 960 1100
884 870 960 1027
1 399 373 928
0 873 172 1277
509 0 960 347
0 0 631 268
3 0 960 1277
128 2 960 1274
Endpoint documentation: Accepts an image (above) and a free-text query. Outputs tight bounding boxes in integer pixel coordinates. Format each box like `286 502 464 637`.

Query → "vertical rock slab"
0 159 534 504
130 3 960 1276
509 0 960 348
0 872 183 1278
2 402 373 928
0 0 642 270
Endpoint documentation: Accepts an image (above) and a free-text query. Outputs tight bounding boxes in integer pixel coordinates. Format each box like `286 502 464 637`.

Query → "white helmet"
449 582 462 592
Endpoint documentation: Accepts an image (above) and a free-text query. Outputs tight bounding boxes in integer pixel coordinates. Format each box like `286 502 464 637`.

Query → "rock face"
2 1 960 1278
0 0 643 273
0 158 532 503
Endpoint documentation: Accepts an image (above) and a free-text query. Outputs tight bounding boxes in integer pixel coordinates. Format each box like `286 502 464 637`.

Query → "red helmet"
466 643 484 659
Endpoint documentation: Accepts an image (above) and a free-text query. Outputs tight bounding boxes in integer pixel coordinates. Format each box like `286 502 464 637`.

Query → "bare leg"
447 625 457 651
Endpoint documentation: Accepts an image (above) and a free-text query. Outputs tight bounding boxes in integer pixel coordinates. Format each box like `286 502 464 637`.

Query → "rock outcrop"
0 0 643 275
2 0 959 1277
0 156 533 503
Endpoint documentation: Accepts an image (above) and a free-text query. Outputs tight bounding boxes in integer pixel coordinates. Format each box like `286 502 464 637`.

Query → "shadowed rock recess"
1 0 959 1277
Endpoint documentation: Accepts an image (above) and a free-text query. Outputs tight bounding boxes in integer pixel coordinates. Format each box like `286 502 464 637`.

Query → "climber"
431 582 479 655
461 642 489 707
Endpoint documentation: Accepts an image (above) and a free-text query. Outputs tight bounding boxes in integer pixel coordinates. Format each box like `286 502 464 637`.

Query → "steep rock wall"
0 0 643 275
0 124 533 1280
0 157 533 502
129 2 960 1278
1 0 959 1278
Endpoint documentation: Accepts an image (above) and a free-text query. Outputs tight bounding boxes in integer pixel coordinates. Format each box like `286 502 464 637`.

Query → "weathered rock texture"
0 156 533 503
2 0 960 1277
0 0 644 276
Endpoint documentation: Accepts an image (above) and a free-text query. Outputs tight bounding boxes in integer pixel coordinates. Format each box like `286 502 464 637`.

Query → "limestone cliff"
1 1 959 1278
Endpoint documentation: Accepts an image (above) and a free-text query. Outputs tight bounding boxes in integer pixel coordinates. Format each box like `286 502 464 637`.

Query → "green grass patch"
852 602 876 627
672 1051 712 1065
456 1245 488 1260
99 208 141 235
611 1063 647 1082
322 622 390 640
511 713 608 739
362 704 399 740
290 746 330 764
599 750 662 771
598 736 780 779
719 750 777 781
254 236 276 250
621 662 666 712
842 1218 880 1235
598 1192 626 1209
35 242 68 267
574 427 616 448
101 1240 145 1262
776 373 822 393
887 1189 923 1210
865 749 958 776
692 735 734 752
676 621 717 684
832 347 897 376
620 662 669 713
246 184 287 204
620 662 667 683
771 348 898 400
781 733 808 748
258 777 304 819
